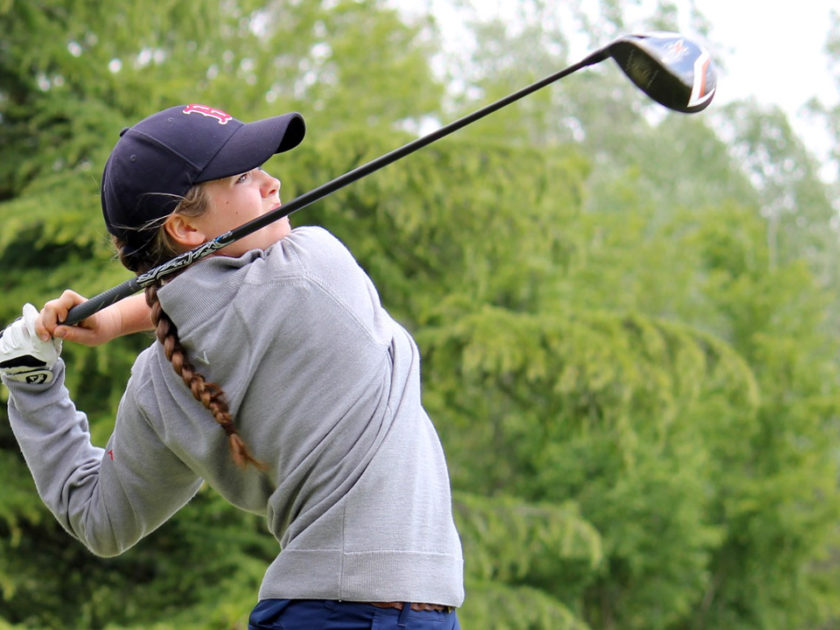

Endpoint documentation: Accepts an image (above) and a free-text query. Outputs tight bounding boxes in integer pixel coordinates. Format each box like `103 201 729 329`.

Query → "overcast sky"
393 0 838 179
692 1 836 160
694 1 836 111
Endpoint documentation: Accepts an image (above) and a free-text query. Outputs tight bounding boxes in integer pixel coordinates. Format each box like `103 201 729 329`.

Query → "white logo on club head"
663 39 690 64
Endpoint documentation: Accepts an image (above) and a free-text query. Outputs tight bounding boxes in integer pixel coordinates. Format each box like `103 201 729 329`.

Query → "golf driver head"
607 32 717 113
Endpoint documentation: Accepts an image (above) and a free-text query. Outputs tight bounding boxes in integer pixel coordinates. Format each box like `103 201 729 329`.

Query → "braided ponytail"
116 185 266 470
144 283 266 470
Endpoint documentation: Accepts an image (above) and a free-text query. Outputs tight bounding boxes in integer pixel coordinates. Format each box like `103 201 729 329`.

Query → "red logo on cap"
182 104 233 125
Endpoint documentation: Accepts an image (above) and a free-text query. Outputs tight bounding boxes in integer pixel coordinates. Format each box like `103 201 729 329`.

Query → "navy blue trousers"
248 599 461 630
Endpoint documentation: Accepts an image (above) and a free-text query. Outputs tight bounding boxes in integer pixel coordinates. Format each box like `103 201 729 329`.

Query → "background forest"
2 1 840 628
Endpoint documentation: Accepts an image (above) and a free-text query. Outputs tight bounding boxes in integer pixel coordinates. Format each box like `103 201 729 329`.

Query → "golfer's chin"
272 216 292 241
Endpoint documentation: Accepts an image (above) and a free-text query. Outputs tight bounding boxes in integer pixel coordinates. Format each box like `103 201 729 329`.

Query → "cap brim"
199 112 305 183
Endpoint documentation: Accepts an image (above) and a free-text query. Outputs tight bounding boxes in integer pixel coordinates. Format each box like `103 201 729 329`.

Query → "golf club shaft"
64 46 609 326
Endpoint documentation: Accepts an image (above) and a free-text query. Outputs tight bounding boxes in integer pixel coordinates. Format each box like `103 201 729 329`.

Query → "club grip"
63 277 142 326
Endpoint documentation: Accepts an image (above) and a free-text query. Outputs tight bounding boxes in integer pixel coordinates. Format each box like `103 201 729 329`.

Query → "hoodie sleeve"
3 360 202 557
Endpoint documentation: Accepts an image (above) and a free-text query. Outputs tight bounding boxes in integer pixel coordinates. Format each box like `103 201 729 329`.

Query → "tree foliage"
2 1 840 629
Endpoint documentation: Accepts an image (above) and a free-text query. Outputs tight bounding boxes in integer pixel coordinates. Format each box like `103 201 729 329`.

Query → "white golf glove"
0 303 62 385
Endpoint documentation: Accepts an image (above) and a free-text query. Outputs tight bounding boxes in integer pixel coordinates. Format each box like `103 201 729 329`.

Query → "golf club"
63 31 716 325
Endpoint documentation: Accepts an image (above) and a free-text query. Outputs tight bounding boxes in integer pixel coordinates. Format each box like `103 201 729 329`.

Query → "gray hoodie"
3 226 464 606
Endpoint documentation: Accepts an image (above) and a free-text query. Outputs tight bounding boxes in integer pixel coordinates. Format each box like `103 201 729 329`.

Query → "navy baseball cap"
101 104 305 253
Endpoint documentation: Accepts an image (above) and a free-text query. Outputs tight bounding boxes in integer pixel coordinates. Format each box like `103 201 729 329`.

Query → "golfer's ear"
164 213 206 248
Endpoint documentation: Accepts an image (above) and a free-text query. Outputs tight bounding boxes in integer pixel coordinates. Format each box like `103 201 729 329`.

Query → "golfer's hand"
39 292 155 346
36 290 122 347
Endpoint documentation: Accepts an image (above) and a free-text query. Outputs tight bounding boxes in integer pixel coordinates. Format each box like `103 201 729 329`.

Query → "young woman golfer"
0 104 464 629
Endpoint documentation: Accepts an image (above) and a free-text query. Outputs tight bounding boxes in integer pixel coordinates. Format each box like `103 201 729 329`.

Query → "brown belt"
368 602 453 613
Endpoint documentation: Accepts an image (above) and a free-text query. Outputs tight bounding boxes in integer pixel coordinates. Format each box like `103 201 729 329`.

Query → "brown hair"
116 185 266 470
